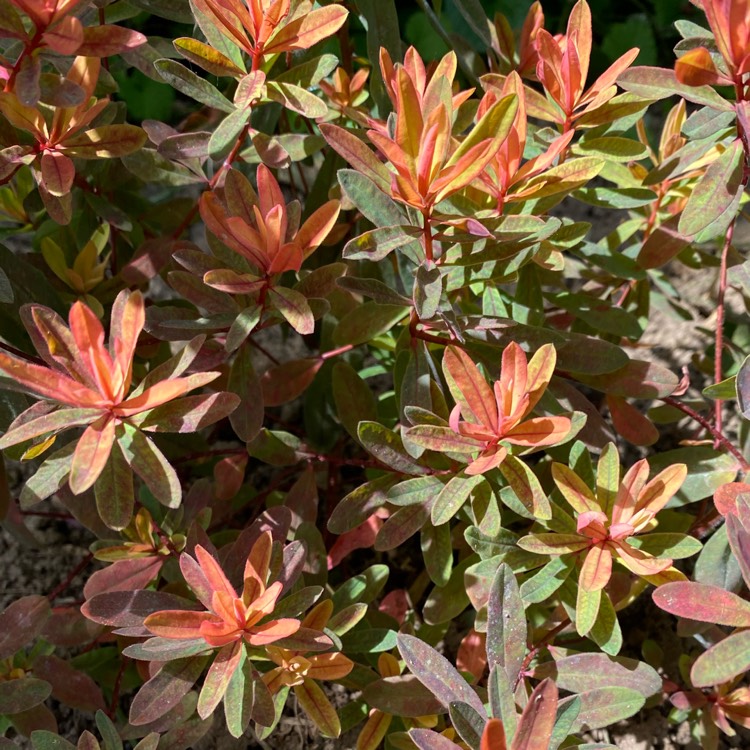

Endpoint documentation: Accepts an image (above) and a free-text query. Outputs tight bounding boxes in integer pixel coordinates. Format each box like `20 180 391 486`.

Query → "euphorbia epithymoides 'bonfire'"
0 56 146 224
200 164 340 279
533 0 639 127
407 343 572 475
191 0 348 70
365 47 519 217
519 445 688 592
0 290 238 522
144 533 300 648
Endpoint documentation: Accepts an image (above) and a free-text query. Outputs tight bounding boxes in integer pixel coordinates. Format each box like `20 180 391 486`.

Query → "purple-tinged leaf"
362 675 446 717
410 729 463 750
124 637 212 662
726 513 750 589
691 629 750 687
83 557 163 599
269 287 314 335
679 139 744 240
397 634 486 716
375 501 430 551
227 344 263 442
328 475 397 534
0 595 50 659
653 581 750 626
533 653 661 696
449 701 485 748
358 421 429 475
487 563 526 685
81 590 199 627
197 641 243 719
32 655 106 712
510 678 558 750
261 359 323 407
271 627 333 652
562 687 645 732
618 67 733 110
575 359 679 399
129 655 211 726
135 393 240 432
0 678 51 714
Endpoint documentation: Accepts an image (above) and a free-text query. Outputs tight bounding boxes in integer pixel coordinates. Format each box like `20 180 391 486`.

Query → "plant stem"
46 552 94 602
662 395 750 472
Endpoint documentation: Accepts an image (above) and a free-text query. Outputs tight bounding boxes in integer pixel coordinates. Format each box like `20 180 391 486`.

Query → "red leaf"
260 358 323 406
78 25 146 56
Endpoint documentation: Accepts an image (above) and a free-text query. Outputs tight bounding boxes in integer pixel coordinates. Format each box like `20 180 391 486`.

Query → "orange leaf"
443 346 497 431
69 414 116 493
675 46 727 87
481 718 507 750
551 463 600 514
144 610 217 639
579 544 612 591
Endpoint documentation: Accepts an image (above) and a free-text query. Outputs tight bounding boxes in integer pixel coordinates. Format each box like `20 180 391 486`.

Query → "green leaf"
94 441 134 530
421 520 454 588
344 225 420 261
332 362 378 443
333 303 408 346
332 564 389 610
266 81 327 118
649 446 738 506
117 425 181 508
628 533 701 559
486 563 526 685
358 421 428 475
295 678 340 738
449 701 485 749
275 54 339 88
499 455 552 520
691 629 750 687
19 441 75 508
269 287 315 335
328 475 396 533
575 585 601 636
576 137 649 162
618 66 734 111
0 678 51 714
679 139 744 240
520 556 575 604
337 168 407 227
703 374 737 400
154 59 235 112
353 0 400 114
564 687 645 732
737 354 750 418
30 732 76 750
431 474 485 526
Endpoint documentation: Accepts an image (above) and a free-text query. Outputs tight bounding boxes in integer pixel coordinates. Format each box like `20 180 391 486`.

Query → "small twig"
46 552 94 602
662 395 750 472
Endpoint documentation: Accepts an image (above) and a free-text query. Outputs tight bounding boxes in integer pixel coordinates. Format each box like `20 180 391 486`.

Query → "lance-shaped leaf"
653 581 750 626
397 634 487 716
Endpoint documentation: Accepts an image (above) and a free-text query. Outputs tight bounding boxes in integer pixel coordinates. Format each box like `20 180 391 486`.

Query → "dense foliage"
1 0 750 748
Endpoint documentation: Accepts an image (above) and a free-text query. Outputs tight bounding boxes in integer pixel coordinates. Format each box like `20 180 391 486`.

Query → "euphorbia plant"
0 289 238 527
1 0 750 747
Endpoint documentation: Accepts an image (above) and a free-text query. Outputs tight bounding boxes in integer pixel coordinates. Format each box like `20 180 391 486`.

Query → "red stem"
662 395 750 472
46 552 94 602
